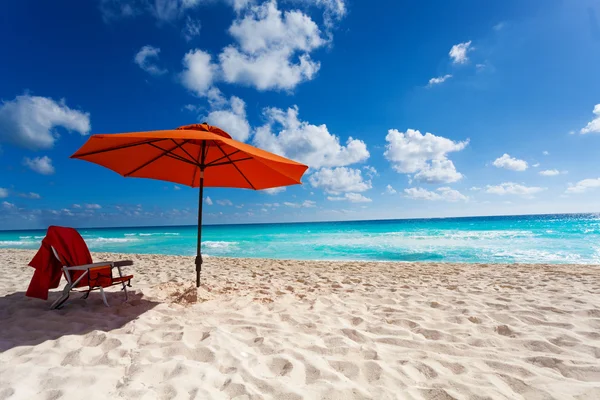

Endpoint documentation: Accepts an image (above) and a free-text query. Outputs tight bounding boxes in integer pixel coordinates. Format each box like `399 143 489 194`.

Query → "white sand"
1 249 600 399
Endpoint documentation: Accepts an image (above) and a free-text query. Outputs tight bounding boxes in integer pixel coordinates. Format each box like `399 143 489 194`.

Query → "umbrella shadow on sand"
0 289 158 353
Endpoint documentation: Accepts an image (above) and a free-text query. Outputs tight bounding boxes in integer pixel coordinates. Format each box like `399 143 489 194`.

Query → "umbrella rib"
124 142 182 177
147 142 198 166
191 143 202 187
202 140 209 164
169 139 198 165
207 157 253 167
72 138 167 158
214 141 256 189
205 150 241 166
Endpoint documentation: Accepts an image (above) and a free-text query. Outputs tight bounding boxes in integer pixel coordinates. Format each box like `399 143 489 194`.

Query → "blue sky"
1 0 600 229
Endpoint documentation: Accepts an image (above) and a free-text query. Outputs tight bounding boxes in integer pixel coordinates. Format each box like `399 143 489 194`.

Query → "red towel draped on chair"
26 226 94 300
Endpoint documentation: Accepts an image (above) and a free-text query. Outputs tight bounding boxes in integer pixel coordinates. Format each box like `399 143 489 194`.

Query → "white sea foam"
86 237 138 244
19 236 32 239
0 240 38 246
204 241 238 249
138 232 180 237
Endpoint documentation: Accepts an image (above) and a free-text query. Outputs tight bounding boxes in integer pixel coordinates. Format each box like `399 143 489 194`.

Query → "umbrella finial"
176 123 232 139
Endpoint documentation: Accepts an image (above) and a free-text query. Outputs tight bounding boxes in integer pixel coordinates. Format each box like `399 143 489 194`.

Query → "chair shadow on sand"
0 289 159 353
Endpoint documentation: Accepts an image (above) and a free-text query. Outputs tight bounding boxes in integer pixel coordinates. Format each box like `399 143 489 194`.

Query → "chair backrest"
46 226 94 287
46 226 93 266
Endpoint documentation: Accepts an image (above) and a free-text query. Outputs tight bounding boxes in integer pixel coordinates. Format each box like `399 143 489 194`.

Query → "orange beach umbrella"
71 123 308 286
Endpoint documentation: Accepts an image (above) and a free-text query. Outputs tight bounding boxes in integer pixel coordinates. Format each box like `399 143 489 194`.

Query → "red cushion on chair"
88 266 114 288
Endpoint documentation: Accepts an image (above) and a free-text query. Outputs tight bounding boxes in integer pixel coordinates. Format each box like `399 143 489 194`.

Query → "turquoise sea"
1 214 600 264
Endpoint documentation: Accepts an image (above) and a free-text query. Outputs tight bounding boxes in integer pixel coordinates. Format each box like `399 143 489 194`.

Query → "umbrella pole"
196 170 204 287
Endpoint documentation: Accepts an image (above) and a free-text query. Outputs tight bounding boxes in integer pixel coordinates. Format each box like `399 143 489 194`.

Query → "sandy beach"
1 249 600 399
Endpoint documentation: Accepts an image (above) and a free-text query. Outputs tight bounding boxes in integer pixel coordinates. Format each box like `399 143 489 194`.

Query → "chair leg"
121 281 129 301
50 284 72 310
99 287 109 307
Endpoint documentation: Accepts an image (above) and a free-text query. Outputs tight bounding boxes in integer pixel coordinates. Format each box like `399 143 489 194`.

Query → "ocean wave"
138 232 181 237
490 248 595 264
0 240 32 246
86 237 139 244
203 241 238 249
19 236 32 239
382 230 536 240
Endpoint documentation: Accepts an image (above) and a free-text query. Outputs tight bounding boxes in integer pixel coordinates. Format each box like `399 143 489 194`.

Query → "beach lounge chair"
49 247 134 309
26 226 134 309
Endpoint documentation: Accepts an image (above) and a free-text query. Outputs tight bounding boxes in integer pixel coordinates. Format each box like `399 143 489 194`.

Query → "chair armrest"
65 262 114 271
113 260 133 268
64 260 133 271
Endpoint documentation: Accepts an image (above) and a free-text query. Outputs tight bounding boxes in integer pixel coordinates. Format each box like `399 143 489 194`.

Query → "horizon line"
1 211 598 232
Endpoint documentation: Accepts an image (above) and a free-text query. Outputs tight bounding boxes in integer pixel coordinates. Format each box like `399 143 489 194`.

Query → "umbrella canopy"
71 123 308 286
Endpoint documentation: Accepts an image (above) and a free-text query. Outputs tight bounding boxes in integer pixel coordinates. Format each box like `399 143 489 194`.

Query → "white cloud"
219 46 320 91
363 165 377 178
384 128 468 184
0 95 91 150
101 0 203 22
219 0 325 90
23 156 55 175
566 178 600 194
229 1 324 54
174 185 181 190
176 0 344 93
493 22 505 31
134 45 167 75
284 200 316 208
539 169 560 176
492 154 528 171
485 182 545 198
0 188 8 198
532 163 540 168
180 49 219 96
254 106 369 168
19 192 41 199
72 204 82 208
217 199 233 206
327 192 372 203
413 158 463 184
205 196 213 205
182 16 201 41
449 41 473 64
427 74 452 87
542 150 549 156
385 184 396 194
312 0 346 29
85 203 102 209
205 96 250 141
99 0 146 22
263 187 286 195
580 104 600 134
309 167 371 194
404 187 468 202
2 201 15 210
229 0 253 13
